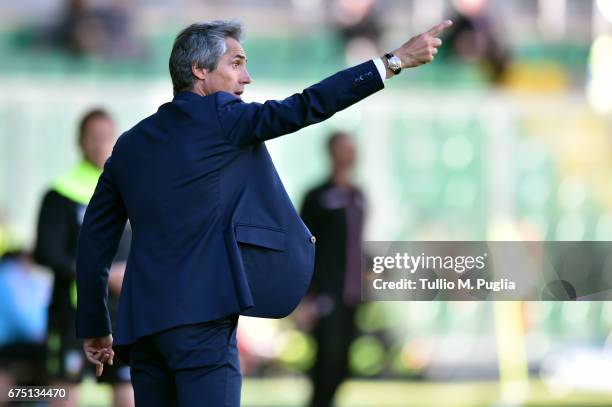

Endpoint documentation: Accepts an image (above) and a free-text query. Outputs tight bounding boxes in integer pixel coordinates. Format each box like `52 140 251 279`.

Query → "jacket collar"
173 91 203 102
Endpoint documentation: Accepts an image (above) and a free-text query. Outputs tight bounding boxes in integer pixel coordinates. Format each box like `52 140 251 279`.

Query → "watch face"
389 56 402 71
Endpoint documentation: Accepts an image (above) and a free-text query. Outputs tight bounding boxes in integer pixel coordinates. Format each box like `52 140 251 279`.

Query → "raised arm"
215 60 383 146
215 20 452 146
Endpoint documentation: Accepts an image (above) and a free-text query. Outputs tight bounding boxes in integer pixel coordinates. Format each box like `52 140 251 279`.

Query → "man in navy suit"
76 19 452 406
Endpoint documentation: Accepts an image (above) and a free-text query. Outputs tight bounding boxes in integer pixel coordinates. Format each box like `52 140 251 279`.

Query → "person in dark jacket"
301 131 364 407
75 19 453 407
34 109 133 407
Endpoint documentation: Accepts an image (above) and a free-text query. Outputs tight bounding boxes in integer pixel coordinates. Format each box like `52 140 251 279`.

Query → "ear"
192 64 207 80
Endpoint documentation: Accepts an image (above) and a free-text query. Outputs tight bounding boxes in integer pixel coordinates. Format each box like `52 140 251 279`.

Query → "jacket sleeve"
215 60 384 146
75 157 127 338
34 191 76 280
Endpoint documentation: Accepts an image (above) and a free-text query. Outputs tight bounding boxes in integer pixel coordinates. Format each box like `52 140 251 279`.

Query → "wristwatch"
384 53 402 75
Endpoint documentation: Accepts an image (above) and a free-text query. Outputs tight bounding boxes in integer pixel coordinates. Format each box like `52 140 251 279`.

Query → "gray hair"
169 20 244 95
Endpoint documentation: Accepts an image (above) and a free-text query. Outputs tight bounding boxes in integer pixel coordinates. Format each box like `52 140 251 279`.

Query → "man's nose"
242 70 252 84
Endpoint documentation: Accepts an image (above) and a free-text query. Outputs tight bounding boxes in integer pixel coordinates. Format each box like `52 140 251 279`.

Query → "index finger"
427 20 453 36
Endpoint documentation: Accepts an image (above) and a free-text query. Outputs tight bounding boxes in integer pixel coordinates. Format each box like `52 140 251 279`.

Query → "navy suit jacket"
75 60 384 348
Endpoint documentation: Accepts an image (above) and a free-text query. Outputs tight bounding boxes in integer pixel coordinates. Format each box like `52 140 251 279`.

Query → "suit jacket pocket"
234 224 289 314
234 224 286 251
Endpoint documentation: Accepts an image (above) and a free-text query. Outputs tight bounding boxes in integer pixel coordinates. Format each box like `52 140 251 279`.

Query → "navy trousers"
128 316 241 407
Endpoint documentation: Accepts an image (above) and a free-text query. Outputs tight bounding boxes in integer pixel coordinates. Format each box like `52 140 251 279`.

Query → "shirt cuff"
373 58 387 82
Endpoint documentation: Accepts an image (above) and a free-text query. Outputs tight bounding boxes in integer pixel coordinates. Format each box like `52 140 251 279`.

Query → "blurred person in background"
300 131 364 407
0 248 49 406
330 0 383 63
0 214 46 404
330 0 382 46
33 109 133 407
443 0 510 83
54 0 144 58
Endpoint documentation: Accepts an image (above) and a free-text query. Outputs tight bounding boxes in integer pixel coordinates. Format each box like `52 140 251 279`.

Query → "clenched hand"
83 334 114 377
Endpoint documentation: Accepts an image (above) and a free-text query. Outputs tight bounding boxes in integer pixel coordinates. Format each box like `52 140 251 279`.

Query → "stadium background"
2 0 612 405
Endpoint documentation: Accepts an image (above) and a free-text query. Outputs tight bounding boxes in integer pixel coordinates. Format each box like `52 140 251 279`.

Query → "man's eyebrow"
233 54 247 62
